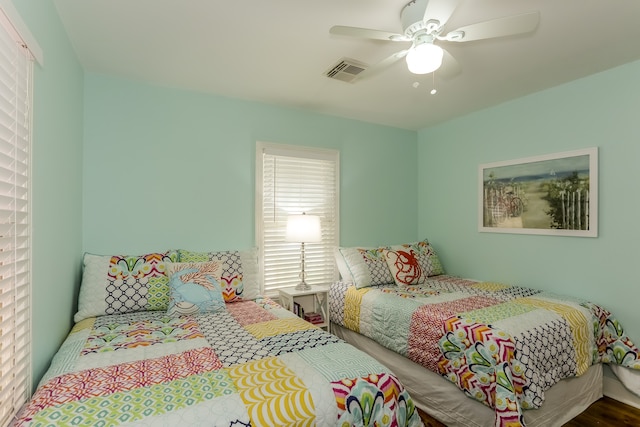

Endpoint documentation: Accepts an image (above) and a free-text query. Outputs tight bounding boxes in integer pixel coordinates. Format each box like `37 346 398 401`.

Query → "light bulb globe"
405 43 444 74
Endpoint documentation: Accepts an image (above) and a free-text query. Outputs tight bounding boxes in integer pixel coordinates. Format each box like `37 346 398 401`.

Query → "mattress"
329 276 640 426
15 297 424 427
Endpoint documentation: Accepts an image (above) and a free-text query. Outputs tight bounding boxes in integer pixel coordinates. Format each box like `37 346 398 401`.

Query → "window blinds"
0 11 32 427
258 144 339 293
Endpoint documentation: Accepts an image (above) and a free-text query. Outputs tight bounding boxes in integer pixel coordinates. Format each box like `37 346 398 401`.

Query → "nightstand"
278 285 330 333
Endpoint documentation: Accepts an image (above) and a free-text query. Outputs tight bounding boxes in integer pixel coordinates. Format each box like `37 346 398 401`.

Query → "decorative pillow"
337 246 394 289
166 261 226 316
334 247 354 283
177 247 259 302
384 240 444 286
75 250 178 322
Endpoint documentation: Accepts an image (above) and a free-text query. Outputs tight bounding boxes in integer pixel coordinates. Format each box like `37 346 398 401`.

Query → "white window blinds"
0 9 32 427
257 143 339 293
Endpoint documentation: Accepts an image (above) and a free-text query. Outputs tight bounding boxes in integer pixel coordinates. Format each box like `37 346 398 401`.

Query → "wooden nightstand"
278 285 330 333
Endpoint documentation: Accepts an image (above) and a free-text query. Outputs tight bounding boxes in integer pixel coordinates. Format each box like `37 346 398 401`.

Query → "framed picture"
479 147 598 237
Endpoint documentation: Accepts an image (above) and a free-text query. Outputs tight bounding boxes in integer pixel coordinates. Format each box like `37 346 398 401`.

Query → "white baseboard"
604 373 640 409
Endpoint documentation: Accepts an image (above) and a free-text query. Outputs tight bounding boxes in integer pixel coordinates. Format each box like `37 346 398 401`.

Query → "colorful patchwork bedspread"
329 275 640 427
16 297 423 427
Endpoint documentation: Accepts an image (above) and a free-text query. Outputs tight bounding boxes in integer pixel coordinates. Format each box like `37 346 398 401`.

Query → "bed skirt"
333 323 603 427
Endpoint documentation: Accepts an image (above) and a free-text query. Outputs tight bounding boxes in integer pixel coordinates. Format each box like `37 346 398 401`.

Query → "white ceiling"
52 0 640 131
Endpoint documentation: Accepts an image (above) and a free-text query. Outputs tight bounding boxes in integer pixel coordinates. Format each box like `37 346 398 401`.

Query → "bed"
331 240 640 427
14 249 423 427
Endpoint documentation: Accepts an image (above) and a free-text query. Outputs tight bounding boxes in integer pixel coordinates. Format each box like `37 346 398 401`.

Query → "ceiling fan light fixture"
405 42 444 74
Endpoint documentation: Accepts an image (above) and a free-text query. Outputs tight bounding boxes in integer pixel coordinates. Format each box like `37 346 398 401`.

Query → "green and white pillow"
336 246 394 289
75 250 178 322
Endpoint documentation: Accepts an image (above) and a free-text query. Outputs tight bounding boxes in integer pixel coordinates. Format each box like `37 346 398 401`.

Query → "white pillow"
334 247 354 283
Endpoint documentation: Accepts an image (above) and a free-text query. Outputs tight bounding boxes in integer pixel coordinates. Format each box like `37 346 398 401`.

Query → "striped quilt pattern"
16 297 423 427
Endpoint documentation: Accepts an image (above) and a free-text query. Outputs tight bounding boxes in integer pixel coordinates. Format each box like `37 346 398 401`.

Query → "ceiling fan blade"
423 0 462 27
355 49 409 81
330 25 410 42
441 11 540 42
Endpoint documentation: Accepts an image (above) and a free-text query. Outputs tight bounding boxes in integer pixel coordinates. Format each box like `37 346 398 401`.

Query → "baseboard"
604 373 640 409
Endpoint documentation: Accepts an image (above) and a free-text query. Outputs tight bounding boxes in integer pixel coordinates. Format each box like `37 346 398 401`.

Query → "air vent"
325 58 368 83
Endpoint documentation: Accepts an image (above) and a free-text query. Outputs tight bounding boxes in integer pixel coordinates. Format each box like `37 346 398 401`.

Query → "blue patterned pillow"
166 261 226 316
177 248 259 302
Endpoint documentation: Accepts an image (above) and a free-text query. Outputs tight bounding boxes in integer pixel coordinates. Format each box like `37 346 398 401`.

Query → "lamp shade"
285 214 321 243
405 42 444 74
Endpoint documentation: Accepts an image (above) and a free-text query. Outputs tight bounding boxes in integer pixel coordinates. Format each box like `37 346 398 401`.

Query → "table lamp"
285 213 321 290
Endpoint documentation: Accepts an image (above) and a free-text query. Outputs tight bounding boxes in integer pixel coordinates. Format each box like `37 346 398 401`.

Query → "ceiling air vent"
325 58 368 83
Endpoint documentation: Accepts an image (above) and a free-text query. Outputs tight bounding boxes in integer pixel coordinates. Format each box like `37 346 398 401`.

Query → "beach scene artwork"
479 148 598 237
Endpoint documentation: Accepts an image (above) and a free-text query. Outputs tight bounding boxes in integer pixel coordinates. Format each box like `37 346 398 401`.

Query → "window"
0 7 34 427
256 142 339 294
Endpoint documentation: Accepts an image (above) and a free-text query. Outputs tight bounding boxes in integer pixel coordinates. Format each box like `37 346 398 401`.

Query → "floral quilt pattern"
330 276 640 427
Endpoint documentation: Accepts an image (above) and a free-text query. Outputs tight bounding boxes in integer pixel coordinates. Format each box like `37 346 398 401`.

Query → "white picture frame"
478 147 598 237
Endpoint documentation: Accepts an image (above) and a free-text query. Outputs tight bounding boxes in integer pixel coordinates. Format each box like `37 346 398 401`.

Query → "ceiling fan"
330 0 540 80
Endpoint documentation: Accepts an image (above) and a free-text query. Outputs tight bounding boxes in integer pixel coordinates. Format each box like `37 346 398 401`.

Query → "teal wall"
82 73 418 254
418 60 640 343
13 1 84 389
14 0 640 392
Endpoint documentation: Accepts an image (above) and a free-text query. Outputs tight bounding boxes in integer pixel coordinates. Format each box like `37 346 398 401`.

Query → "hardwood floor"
416 408 447 427
563 397 640 427
417 397 640 426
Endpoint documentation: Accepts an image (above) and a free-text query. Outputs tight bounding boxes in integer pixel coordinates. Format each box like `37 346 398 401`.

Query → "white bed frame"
333 324 603 427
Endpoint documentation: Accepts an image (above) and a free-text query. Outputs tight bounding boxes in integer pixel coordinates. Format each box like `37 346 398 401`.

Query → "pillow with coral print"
384 240 444 286
166 261 226 316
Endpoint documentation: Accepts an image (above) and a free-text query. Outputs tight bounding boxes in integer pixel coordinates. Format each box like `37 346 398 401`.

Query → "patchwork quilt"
16 297 422 427
329 275 640 427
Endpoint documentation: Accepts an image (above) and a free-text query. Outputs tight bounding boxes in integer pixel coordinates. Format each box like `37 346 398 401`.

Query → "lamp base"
295 281 312 291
